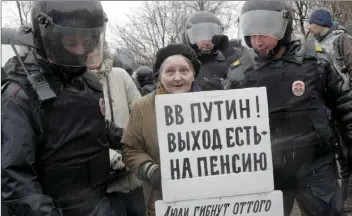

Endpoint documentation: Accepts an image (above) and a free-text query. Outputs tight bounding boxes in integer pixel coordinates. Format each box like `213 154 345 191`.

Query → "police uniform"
1 1 119 216
196 51 228 91
135 66 155 96
225 40 352 215
227 3 352 215
181 11 229 91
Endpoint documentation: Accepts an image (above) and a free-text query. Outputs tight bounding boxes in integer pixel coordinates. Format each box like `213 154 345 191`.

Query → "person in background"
180 11 229 91
307 8 352 212
133 66 155 96
308 8 352 86
113 52 142 93
115 49 134 76
88 41 145 216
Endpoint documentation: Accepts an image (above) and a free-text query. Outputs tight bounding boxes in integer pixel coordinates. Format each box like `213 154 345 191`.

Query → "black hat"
153 44 200 79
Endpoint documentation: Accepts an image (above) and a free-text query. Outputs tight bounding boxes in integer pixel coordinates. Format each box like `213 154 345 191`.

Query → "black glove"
212 35 229 52
150 168 162 191
105 120 125 150
199 77 224 91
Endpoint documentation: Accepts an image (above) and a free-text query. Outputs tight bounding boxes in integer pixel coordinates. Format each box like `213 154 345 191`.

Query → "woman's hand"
109 150 126 170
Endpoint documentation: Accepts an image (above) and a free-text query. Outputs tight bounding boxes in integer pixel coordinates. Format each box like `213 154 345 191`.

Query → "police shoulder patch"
232 60 240 67
315 45 323 53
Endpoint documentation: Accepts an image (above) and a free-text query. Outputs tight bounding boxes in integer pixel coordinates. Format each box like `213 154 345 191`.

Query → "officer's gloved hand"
109 150 125 170
199 77 224 91
105 120 125 150
212 35 229 52
150 167 162 191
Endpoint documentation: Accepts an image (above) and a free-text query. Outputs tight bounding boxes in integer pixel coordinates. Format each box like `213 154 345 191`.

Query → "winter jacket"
121 83 201 216
93 43 143 193
99 67 143 193
225 39 352 158
97 67 141 128
316 23 352 85
2 51 112 216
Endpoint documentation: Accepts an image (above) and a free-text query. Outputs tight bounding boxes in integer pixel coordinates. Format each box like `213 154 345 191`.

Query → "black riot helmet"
240 1 293 53
112 53 123 68
31 1 107 68
135 66 155 86
182 11 224 54
116 49 133 75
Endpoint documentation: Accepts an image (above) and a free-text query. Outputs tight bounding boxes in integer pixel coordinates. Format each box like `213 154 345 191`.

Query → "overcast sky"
1 1 240 46
103 1 239 39
1 1 139 27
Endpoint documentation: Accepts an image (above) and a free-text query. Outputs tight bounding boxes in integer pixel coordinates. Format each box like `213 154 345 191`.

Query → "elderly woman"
121 44 201 216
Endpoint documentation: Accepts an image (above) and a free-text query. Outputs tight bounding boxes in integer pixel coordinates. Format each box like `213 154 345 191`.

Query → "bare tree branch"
291 1 310 36
309 1 352 27
109 1 241 68
16 1 24 25
3 1 33 27
20 1 32 24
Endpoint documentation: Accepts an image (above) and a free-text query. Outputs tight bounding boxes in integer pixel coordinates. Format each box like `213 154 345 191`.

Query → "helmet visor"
240 10 289 40
186 22 223 44
40 23 106 67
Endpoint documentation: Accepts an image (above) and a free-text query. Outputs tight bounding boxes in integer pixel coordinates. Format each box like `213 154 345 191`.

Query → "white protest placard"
155 191 283 216
155 87 273 202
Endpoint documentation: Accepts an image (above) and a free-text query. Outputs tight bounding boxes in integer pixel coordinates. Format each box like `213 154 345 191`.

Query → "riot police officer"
114 48 134 76
113 52 141 92
113 52 123 68
225 1 352 216
181 11 229 91
134 66 155 96
2 1 119 215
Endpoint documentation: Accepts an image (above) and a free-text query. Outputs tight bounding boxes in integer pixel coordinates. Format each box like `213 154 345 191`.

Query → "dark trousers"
273 149 343 216
107 186 146 216
82 196 120 216
2 196 120 216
